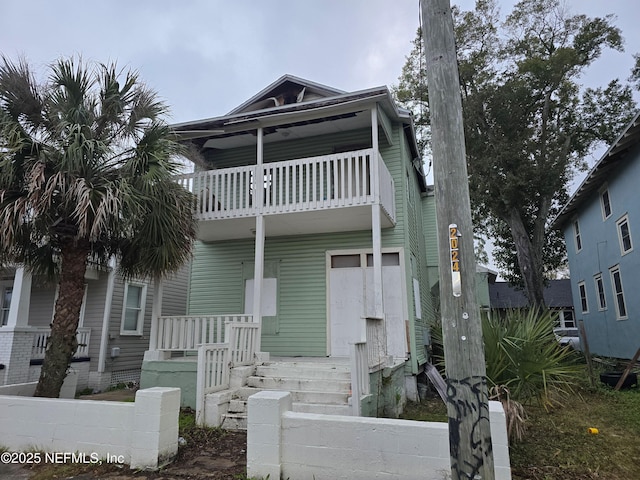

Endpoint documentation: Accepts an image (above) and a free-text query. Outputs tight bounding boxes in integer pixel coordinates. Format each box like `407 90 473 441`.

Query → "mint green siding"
188 116 437 364
205 128 372 168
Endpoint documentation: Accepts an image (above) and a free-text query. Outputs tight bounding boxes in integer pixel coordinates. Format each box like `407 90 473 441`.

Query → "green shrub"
430 307 582 409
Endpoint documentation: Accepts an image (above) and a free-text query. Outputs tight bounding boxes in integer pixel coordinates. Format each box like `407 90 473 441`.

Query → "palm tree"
0 56 197 397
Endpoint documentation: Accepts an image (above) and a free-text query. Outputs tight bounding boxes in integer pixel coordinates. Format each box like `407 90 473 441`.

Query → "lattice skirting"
110 369 140 387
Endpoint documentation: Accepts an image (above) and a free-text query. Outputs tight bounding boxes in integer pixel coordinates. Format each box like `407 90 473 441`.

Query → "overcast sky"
2 0 638 129
2 1 637 272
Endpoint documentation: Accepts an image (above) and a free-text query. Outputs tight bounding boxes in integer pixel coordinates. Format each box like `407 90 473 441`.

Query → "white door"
329 267 365 356
329 252 407 358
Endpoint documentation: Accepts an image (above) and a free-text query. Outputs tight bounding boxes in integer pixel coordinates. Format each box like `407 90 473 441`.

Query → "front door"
329 252 407 358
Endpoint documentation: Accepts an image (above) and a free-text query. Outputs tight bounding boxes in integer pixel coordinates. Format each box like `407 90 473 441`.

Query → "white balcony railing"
31 327 91 360
176 148 395 223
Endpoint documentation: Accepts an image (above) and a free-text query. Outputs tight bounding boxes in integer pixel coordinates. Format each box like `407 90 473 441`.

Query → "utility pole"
420 1 495 479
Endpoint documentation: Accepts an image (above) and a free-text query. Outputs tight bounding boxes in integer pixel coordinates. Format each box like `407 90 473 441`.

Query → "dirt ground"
23 429 248 480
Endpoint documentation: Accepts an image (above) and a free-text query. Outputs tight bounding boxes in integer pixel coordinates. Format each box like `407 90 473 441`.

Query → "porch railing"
349 316 387 416
365 317 387 369
31 327 91 360
350 342 370 416
196 343 230 425
176 148 395 223
195 320 260 425
227 321 260 366
152 315 254 352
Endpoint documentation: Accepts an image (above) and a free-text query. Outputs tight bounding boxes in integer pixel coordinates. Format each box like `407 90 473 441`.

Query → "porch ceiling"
196 205 394 242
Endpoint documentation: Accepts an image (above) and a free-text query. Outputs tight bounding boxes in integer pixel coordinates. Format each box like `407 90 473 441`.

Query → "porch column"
0 267 33 385
252 127 265 352
93 257 118 390
6 266 32 328
370 107 384 319
149 275 164 351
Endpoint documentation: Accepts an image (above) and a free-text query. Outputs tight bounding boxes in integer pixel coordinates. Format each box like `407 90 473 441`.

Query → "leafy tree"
0 56 197 397
395 0 638 305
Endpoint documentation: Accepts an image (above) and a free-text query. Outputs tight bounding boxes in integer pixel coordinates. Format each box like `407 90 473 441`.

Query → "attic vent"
266 87 306 107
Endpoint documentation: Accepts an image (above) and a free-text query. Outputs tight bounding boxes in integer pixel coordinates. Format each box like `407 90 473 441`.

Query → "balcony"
177 148 396 241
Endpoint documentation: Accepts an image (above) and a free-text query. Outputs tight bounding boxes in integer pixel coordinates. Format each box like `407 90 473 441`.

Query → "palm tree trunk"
34 241 90 398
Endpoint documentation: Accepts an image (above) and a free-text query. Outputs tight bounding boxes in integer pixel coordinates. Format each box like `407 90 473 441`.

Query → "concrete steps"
219 361 352 430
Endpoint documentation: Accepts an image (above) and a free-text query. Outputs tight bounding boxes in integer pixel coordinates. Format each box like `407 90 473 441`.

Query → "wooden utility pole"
420 1 495 479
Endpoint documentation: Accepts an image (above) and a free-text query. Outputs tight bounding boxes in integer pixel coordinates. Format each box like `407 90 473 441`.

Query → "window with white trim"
558 309 575 328
609 266 628 320
120 282 147 335
594 273 607 311
600 189 612 220
578 281 588 313
1 287 12 326
616 215 633 255
573 220 582 252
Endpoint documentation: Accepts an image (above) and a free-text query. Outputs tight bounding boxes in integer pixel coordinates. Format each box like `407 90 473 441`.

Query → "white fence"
31 327 91 360
152 315 253 352
195 321 260 425
176 149 395 223
247 391 512 480
0 387 180 471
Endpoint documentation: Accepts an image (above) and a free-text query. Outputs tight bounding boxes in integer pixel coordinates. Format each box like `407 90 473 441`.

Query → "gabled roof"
489 279 573 309
553 111 640 229
227 74 346 115
170 74 426 191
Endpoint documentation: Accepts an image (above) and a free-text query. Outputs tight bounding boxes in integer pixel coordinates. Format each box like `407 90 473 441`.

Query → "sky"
1 1 638 273
2 0 638 133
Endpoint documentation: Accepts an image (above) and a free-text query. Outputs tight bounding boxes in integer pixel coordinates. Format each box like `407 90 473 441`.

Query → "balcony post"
252 127 265 353
370 107 384 319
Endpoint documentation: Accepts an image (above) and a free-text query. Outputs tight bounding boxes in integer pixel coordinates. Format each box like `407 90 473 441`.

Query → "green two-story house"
141 75 438 421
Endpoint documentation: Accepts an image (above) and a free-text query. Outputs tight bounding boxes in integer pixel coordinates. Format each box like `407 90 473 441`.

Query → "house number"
449 224 461 297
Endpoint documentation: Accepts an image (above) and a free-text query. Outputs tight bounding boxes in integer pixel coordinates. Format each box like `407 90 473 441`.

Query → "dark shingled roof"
489 279 573 309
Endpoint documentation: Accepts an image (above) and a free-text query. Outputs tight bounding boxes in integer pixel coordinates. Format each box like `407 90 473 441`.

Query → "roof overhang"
171 81 426 191
552 111 640 230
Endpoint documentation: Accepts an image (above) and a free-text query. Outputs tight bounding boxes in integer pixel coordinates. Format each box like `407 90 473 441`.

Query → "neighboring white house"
0 259 189 391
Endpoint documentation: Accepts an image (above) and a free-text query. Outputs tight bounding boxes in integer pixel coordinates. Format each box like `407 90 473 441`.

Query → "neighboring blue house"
553 112 640 359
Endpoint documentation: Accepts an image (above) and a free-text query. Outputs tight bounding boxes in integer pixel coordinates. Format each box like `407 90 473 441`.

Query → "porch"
177 148 395 241
141 314 402 428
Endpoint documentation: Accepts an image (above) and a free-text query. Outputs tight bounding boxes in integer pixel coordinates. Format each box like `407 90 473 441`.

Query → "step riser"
222 402 353 431
227 399 353 416
220 414 246 431
256 365 351 380
231 389 349 404
247 376 351 393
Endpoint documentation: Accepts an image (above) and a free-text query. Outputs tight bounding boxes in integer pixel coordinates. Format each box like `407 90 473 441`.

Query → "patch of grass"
400 396 447 422
510 386 640 480
401 383 640 479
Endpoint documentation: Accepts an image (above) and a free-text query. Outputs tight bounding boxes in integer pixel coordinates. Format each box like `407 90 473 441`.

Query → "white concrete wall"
247 391 512 480
0 387 180 470
0 370 78 399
